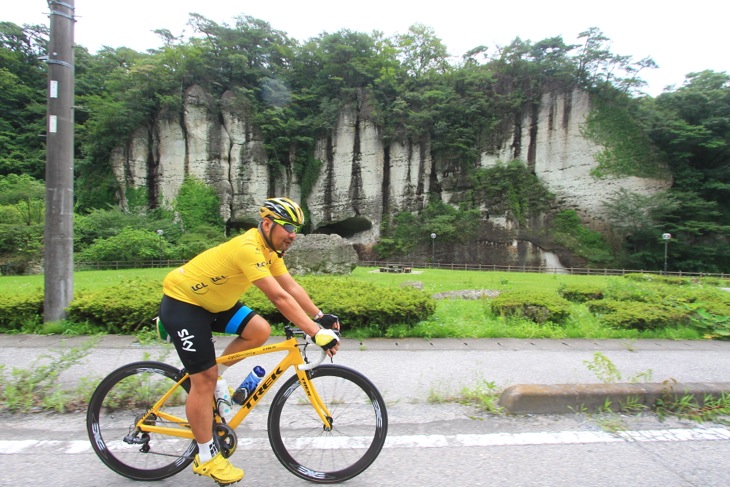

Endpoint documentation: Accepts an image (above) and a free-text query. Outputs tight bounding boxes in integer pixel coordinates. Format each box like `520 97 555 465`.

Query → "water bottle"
214 377 233 422
231 366 265 405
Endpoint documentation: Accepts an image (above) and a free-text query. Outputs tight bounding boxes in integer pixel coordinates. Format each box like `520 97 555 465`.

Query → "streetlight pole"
156 229 164 262
430 233 436 264
662 233 671 274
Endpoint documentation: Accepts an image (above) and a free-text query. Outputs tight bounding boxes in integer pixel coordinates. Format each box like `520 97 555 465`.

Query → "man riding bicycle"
158 197 340 485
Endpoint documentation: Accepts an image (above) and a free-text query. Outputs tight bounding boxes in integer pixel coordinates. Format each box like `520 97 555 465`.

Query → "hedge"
0 276 436 334
490 289 572 324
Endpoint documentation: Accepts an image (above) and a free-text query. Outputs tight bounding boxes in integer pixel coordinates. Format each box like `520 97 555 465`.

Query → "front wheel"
86 361 196 481
267 364 388 483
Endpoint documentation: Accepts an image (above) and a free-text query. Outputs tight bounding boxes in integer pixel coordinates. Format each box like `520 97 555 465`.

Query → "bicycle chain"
133 419 197 460
143 449 196 460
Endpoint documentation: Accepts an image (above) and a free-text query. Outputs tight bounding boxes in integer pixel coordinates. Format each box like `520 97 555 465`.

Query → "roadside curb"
499 382 730 414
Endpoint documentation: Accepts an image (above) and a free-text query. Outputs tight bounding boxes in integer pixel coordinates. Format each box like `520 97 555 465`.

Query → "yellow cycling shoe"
192 452 244 485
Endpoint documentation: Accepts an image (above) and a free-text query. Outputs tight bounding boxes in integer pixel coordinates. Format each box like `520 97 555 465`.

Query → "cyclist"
158 197 340 485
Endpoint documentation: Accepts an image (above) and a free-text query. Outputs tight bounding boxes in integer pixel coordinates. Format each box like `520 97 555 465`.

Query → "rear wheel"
267 364 388 483
86 361 196 481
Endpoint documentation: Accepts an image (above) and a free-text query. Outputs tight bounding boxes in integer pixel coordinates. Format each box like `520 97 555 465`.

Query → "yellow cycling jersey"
162 227 288 312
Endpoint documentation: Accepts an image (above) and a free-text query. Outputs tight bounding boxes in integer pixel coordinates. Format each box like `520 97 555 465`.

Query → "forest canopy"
0 17 728 273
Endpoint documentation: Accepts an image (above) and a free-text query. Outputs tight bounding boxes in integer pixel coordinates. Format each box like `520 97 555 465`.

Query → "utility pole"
44 0 75 322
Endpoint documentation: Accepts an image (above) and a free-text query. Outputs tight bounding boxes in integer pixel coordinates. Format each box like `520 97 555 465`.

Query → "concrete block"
498 382 730 414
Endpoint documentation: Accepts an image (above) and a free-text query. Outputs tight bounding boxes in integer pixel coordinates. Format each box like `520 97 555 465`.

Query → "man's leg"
221 314 271 359
187 365 218 444
188 364 244 484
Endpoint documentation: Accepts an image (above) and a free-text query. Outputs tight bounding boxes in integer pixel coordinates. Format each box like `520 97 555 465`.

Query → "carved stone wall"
110 85 672 265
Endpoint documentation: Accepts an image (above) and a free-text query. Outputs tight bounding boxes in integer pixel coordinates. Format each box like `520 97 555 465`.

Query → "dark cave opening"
314 216 372 238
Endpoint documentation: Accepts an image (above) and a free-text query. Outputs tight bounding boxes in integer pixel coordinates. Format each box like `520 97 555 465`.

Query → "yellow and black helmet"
259 197 305 225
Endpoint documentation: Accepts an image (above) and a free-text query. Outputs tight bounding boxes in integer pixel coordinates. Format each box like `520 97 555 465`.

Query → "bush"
558 283 605 303
0 292 43 331
78 228 167 262
66 279 162 333
699 277 730 287
241 276 436 333
585 299 689 330
490 290 571 324
623 273 693 286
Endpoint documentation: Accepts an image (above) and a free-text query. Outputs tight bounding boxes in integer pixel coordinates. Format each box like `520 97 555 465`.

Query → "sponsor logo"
178 329 197 352
211 275 228 285
190 282 209 294
255 261 267 270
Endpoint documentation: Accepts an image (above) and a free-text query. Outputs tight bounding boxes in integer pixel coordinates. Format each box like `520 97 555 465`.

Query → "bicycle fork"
295 369 334 431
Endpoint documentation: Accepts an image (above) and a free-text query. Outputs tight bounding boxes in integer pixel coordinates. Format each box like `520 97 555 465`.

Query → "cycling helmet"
259 197 305 225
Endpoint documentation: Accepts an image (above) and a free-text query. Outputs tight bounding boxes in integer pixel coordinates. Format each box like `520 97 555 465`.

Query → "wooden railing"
357 261 729 279
68 259 728 279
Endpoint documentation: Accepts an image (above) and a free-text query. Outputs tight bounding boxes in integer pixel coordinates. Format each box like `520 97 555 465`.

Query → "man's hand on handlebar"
313 328 340 357
315 313 340 331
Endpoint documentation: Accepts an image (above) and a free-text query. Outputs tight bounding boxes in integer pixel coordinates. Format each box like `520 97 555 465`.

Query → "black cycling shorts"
158 295 257 374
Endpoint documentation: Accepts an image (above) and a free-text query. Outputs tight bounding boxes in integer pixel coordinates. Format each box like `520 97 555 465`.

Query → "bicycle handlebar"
285 325 337 371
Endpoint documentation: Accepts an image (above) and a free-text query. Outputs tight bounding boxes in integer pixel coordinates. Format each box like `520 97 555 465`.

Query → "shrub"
0 292 43 331
699 277 730 287
78 228 167 262
558 283 605 303
585 299 689 330
241 276 436 333
623 273 692 286
66 279 161 333
490 290 571 324
681 288 730 339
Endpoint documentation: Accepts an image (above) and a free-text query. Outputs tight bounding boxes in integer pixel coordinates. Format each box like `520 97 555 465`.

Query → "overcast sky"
6 0 728 97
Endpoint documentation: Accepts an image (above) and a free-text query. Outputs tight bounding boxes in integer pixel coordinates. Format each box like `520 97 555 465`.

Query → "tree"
574 27 656 94
0 22 48 177
602 188 678 259
639 70 730 271
395 24 450 77
174 176 224 232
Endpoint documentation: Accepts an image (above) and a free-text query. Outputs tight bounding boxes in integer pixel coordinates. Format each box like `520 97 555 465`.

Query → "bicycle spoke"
268 365 388 483
87 362 196 481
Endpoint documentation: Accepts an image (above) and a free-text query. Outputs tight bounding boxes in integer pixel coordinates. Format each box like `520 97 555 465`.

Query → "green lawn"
0 266 722 340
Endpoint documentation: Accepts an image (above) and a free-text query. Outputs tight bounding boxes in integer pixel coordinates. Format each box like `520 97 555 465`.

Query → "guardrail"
70 259 728 279
74 260 187 271
357 261 730 279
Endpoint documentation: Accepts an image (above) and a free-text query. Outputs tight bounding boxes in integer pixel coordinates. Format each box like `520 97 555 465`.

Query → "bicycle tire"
86 361 196 481
267 364 388 483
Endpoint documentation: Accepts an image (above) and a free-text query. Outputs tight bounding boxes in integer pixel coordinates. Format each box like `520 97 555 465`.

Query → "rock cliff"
111 85 671 264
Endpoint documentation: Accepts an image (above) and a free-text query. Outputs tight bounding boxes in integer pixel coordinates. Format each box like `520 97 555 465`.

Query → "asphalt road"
0 335 729 486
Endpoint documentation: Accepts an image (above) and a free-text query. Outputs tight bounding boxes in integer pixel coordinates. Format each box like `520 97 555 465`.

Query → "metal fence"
74 260 188 271
72 259 729 279
357 261 730 279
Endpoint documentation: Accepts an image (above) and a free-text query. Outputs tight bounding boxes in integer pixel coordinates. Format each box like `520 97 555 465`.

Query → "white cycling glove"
313 328 340 350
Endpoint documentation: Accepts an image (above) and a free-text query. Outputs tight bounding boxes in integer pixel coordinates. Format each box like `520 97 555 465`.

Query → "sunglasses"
270 218 301 234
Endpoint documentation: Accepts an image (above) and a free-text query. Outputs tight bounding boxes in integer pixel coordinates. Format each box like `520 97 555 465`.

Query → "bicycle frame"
134 332 332 439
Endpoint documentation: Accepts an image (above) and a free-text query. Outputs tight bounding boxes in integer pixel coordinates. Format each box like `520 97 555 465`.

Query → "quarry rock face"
110 85 671 266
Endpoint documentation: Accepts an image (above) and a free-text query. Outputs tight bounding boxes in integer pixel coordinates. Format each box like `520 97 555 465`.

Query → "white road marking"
0 427 728 455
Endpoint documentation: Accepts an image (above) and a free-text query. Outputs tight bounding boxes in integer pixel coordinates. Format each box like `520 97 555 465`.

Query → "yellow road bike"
86 326 388 483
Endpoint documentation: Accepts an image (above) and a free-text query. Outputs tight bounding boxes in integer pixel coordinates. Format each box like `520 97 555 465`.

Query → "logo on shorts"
177 329 197 352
